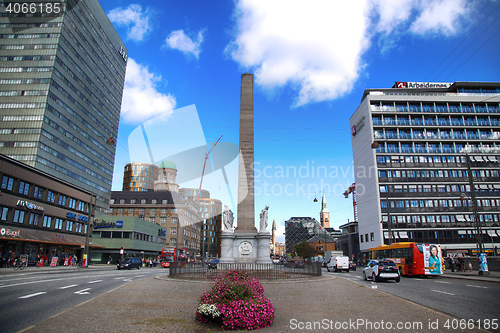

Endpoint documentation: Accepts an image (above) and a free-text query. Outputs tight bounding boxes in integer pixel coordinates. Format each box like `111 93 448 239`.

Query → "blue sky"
100 0 500 242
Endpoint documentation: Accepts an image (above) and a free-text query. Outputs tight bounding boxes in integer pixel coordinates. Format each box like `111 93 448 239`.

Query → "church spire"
320 194 330 228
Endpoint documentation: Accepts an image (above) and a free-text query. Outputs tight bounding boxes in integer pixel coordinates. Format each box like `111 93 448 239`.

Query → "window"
75 223 82 233
109 199 115 204
47 190 55 203
18 181 30 195
141 199 146 204
29 213 41 225
119 199 125 204
171 217 178 224
162 199 168 204
370 232 374 241
0 206 8 221
68 198 76 209
42 216 52 228
54 218 63 230
151 199 157 204
58 195 66 206
170 227 177 234
117 208 124 213
139 208 145 214
150 208 156 214
130 199 136 204
128 208 134 213
33 186 44 199
160 217 166 223
1 175 14 191
66 221 73 231
77 201 85 211
13 209 25 223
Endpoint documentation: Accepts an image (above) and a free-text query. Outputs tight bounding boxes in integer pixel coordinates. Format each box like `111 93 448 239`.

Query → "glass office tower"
0 0 127 212
350 81 500 256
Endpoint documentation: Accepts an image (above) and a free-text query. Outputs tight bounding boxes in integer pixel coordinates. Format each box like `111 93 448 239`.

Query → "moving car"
363 259 400 282
117 257 142 270
327 256 350 272
208 259 219 269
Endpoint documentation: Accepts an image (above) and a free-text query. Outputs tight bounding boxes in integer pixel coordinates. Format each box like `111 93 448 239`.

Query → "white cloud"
120 58 176 124
108 4 152 41
165 30 205 58
410 0 470 35
227 0 474 106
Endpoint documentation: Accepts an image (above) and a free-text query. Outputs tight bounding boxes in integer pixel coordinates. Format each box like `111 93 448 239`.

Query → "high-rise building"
122 163 159 192
0 0 127 213
350 81 500 256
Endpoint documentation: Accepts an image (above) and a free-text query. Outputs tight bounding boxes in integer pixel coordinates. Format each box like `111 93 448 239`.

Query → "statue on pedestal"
222 205 234 232
259 205 269 232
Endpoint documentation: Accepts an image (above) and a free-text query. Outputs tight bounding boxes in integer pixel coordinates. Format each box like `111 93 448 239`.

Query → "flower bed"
196 269 274 330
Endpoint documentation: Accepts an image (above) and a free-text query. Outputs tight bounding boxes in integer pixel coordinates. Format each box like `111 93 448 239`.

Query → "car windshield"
380 261 396 266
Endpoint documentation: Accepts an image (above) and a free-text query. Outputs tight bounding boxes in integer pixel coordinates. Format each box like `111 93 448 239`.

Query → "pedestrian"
108 255 112 265
458 256 464 272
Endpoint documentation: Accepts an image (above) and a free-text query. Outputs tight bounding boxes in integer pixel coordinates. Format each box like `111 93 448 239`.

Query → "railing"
168 262 322 280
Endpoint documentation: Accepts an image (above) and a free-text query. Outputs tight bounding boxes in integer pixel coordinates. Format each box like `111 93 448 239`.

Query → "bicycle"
13 258 27 271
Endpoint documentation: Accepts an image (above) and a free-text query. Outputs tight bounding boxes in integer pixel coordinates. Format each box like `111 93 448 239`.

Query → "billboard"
422 244 443 275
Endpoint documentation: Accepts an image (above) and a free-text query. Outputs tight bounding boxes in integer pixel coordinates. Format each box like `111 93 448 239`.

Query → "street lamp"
461 147 489 275
84 190 96 268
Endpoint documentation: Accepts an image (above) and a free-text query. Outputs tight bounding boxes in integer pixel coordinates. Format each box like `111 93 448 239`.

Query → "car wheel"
327 267 330 272
395 276 400 283
372 272 377 282
363 271 367 280
138 265 141 270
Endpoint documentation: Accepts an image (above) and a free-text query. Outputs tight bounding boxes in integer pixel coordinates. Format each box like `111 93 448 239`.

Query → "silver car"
363 259 400 282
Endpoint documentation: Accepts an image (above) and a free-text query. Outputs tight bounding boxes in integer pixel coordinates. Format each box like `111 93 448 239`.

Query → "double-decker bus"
159 247 188 267
369 242 443 276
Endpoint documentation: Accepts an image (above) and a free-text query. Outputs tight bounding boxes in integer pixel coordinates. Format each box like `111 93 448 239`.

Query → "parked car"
293 260 305 268
327 256 350 272
117 257 142 270
363 259 400 282
208 259 219 269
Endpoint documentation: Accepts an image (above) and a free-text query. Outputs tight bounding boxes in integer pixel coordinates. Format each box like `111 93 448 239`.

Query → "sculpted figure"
259 205 269 232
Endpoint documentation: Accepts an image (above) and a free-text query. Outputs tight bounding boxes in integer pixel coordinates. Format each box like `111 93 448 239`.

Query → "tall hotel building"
350 81 500 256
0 0 127 212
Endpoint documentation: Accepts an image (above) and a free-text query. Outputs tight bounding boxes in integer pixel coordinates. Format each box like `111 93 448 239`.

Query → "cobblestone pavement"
21 271 491 333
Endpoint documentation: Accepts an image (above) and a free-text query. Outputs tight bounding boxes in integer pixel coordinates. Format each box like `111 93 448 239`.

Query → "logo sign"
351 116 365 136
77 215 88 222
0 227 20 238
67 212 77 219
94 219 116 228
17 200 44 211
118 47 128 62
116 221 123 228
394 81 452 89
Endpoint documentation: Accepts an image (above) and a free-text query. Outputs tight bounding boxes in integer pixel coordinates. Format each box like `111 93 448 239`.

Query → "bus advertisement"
369 242 443 276
159 247 188 268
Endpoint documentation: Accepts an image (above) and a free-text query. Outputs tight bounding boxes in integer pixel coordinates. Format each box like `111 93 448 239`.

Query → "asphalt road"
0 268 167 333
325 268 500 329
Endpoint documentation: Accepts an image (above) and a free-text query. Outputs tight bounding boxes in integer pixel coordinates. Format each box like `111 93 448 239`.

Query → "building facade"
179 188 222 258
350 81 500 255
0 0 127 213
338 221 359 261
0 154 96 265
108 191 201 259
122 163 159 192
284 217 335 255
91 216 166 264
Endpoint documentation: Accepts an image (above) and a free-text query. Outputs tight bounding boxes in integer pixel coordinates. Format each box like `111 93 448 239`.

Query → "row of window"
374 129 499 140
92 230 165 244
110 198 171 205
0 90 48 96
370 102 499 114
0 206 86 233
0 66 51 73
375 144 499 154
381 213 499 224
0 33 59 39
1 175 89 212
381 198 500 209
0 102 45 109
379 168 500 179
0 55 55 61
379 184 497 194
0 78 51 84
373 115 500 127
377 154 498 164
0 22 62 29
360 232 374 243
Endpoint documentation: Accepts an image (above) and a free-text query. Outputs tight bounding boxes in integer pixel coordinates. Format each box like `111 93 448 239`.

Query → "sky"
100 0 500 243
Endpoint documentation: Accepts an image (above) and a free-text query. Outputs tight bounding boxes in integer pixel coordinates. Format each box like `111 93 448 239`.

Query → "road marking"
59 284 78 289
19 292 47 299
114 277 125 280
431 289 454 295
87 280 103 284
435 281 450 284
466 284 488 289
75 288 91 295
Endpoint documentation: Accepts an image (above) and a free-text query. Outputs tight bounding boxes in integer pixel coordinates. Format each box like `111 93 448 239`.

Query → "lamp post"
461 148 489 275
84 190 95 268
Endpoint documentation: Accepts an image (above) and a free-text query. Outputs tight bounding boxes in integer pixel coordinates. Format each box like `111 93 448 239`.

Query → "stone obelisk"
235 73 257 234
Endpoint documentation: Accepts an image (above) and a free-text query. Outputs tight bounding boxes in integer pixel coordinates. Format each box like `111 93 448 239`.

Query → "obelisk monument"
235 73 257 234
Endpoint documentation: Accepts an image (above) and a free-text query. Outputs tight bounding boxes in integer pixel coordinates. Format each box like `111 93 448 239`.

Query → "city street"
325 268 500 326
0 267 166 333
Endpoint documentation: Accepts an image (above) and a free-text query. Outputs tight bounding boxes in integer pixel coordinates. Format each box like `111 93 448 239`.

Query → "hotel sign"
351 116 365 136
17 200 44 211
394 81 452 89
119 47 128 62
94 219 117 228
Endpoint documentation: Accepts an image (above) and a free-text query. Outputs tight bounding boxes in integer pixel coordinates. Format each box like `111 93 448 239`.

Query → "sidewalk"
19 271 494 333
441 268 500 283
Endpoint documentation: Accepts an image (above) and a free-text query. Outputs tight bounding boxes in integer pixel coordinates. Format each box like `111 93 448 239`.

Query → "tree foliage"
293 240 316 259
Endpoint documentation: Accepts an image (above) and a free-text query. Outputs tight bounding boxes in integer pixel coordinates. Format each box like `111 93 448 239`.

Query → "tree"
293 240 316 259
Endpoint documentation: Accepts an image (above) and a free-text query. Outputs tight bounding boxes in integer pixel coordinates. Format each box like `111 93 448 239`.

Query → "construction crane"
197 135 223 205
343 183 358 222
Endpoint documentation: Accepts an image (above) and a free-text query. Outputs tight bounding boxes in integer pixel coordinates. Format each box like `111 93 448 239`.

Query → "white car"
363 259 400 282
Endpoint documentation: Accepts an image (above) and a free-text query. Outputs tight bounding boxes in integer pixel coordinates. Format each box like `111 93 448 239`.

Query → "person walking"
458 256 465 272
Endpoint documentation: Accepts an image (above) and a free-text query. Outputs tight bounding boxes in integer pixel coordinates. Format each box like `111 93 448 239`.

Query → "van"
327 256 350 272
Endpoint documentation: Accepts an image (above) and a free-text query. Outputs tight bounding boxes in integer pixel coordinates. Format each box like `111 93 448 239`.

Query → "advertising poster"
423 244 443 275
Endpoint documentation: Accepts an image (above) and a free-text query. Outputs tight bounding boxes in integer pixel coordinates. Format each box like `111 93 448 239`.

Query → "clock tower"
319 194 330 228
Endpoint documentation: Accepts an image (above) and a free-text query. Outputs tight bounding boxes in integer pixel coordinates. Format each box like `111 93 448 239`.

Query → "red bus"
159 247 188 268
369 242 443 276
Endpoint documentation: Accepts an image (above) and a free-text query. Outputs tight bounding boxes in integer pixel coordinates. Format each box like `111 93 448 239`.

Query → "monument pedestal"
256 232 272 264
219 231 235 264
220 231 272 264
